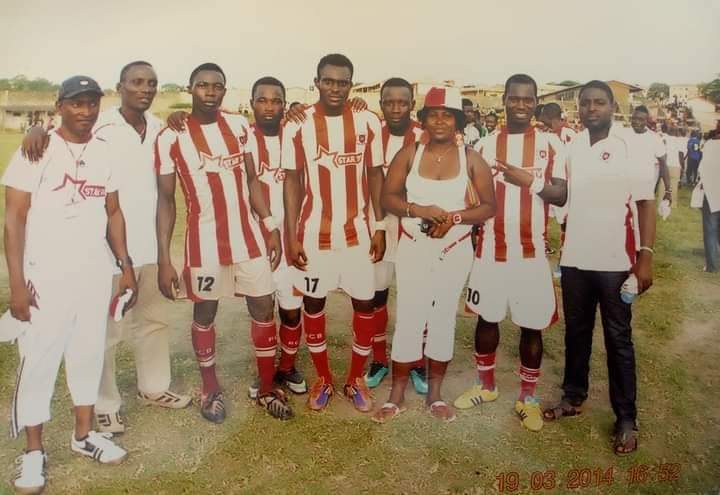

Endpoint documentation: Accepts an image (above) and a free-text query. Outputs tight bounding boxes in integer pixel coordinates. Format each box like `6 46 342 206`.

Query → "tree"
0 75 58 91
161 83 184 93
699 74 720 104
647 82 670 101
550 80 580 87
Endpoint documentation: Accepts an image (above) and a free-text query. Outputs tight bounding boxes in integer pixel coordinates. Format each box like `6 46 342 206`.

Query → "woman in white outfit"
373 87 496 422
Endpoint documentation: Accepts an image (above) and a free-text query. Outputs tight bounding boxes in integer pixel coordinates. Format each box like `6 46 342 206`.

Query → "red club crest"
539 149 547 159
601 151 611 161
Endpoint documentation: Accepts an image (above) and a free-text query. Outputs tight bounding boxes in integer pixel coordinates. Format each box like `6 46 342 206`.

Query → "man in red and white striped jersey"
246 76 308 398
364 77 426 392
457 74 568 432
282 53 386 413
156 63 290 423
540 102 576 257
540 103 577 146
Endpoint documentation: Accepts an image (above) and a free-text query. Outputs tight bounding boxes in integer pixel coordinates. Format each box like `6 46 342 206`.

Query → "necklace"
426 143 455 163
58 130 91 206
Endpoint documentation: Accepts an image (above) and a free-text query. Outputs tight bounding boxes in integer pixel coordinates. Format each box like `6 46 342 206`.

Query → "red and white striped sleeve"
154 127 178 176
280 121 303 171
364 112 384 169
547 134 568 181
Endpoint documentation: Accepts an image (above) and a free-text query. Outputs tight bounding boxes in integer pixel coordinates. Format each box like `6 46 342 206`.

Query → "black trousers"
686 158 700 185
560 267 637 428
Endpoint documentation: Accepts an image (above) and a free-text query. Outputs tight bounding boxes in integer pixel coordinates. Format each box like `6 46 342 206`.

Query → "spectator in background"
474 110 487 138
462 98 481 146
658 126 683 205
699 132 720 272
485 112 499 136
685 131 702 186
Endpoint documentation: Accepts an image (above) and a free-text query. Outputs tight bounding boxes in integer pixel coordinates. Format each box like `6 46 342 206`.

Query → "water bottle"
620 274 638 304
658 199 671 221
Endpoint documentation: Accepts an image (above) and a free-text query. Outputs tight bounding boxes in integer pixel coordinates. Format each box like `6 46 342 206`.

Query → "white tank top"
406 143 469 211
402 143 472 241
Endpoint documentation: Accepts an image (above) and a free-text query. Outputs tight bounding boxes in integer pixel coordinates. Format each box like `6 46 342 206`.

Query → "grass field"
0 130 718 495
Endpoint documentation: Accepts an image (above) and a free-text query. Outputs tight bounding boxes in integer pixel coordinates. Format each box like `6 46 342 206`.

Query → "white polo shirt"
616 126 666 200
94 107 163 268
561 128 644 272
2 131 118 271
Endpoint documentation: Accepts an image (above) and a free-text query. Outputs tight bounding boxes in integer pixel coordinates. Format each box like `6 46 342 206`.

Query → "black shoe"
275 368 308 395
200 391 226 424
257 389 294 420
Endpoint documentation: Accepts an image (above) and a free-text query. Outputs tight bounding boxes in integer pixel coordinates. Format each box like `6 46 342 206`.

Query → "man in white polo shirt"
624 106 670 202
22 61 191 434
543 81 655 456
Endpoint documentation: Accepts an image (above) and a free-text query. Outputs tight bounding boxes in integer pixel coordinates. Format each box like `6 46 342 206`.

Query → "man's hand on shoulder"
21 126 50 163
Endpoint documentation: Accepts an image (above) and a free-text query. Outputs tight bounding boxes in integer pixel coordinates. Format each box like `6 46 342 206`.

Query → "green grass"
0 129 719 494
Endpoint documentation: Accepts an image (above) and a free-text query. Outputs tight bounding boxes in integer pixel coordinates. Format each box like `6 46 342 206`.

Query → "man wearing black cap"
3 75 137 493
22 61 192 436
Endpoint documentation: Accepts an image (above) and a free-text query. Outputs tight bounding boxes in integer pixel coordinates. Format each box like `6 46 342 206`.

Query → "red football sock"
278 321 302 372
474 352 496 390
371 305 389 366
251 320 278 395
519 365 541 401
347 311 374 385
191 321 219 396
304 310 332 384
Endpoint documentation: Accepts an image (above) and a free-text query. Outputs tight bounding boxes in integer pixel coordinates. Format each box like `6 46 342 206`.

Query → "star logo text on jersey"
316 146 363 169
198 152 244 172
51 173 106 200
259 161 286 183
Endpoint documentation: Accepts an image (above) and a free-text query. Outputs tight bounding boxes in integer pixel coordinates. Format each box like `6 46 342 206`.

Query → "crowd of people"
1 52 717 494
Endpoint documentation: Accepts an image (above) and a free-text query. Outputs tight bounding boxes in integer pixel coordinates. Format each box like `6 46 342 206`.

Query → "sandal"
428 400 456 423
543 399 582 421
371 402 406 424
613 425 638 456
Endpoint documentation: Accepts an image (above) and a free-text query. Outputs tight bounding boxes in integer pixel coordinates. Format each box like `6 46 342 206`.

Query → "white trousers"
11 262 112 437
391 229 473 363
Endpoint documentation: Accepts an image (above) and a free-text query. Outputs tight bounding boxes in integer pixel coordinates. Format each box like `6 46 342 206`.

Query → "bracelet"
262 216 279 232
639 246 654 254
405 202 415 218
664 190 672 194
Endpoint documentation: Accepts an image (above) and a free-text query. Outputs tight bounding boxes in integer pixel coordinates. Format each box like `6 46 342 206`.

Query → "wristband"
451 212 463 225
374 219 387 231
530 176 545 194
639 246 654 255
262 216 279 232
664 190 672 194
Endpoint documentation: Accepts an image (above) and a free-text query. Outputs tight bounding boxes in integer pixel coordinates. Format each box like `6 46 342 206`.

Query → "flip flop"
613 426 638 456
543 399 582 421
371 402 406 424
428 400 456 423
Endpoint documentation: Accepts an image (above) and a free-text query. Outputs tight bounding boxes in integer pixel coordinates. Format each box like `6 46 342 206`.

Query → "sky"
1 0 718 90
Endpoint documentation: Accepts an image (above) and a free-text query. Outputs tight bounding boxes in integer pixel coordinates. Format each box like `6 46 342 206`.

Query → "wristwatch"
116 256 133 270
452 212 463 225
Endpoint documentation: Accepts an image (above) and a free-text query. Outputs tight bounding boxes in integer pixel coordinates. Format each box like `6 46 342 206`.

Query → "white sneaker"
13 450 47 494
71 430 127 464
